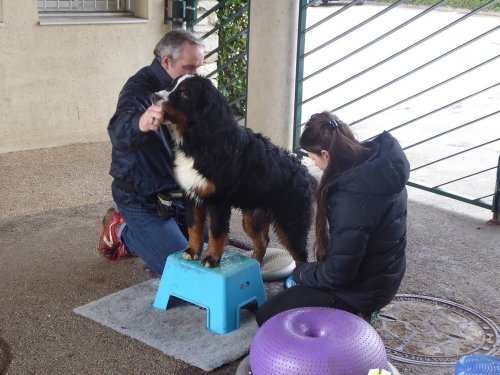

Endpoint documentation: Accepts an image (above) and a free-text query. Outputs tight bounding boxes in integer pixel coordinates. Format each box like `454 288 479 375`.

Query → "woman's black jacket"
293 131 410 313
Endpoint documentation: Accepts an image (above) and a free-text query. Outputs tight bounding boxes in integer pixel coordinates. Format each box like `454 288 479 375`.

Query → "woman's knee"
255 304 273 327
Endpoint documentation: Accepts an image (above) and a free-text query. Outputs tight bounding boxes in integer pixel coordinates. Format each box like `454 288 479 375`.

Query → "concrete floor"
0 142 498 374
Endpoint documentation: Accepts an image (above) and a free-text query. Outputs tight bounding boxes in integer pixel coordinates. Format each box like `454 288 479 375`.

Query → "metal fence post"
293 0 308 153
185 0 198 31
488 155 500 225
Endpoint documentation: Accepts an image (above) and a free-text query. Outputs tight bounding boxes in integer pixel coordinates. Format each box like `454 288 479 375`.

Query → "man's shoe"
97 208 133 261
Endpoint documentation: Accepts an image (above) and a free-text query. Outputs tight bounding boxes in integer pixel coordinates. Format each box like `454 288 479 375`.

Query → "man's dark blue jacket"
293 131 410 313
108 59 180 211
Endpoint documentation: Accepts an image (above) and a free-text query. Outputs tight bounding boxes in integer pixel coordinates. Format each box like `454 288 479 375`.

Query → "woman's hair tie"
327 119 339 131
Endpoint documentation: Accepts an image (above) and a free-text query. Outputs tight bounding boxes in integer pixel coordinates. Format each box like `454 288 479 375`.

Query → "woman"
255 112 409 326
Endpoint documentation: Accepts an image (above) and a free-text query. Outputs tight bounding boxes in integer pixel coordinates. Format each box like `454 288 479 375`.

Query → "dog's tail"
228 237 253 251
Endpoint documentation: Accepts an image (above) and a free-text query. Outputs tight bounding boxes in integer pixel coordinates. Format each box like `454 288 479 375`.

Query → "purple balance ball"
249 307 389 375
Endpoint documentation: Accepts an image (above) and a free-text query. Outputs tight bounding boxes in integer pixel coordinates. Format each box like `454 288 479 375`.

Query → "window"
37 0 147 25
38 1 133 12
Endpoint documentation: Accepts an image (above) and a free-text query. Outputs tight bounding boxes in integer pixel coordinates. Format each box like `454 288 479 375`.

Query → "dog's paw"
183 248 201 261
201 255 220 268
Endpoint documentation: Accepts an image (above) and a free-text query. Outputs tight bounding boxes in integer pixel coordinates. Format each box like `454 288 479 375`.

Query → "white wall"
0 0 293 153
0 1 169 153
246 0 299 149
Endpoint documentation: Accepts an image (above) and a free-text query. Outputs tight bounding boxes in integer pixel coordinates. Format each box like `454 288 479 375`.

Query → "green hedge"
216 0 249 117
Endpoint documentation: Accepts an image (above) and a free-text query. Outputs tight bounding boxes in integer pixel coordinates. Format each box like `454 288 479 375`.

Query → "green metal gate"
294 0 500 221
186 0 250 125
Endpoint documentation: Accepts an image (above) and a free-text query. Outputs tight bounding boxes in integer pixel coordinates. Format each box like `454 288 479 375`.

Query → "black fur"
155 75 314 267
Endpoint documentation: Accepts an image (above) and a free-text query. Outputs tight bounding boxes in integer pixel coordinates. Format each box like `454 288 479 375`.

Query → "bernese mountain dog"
153 74 314 268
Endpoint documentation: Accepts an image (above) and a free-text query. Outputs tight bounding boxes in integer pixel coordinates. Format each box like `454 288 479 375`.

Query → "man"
97 29 204 276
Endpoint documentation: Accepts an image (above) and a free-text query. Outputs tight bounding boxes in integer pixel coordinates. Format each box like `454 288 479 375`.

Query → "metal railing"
294 0 500 219
188 0 250 125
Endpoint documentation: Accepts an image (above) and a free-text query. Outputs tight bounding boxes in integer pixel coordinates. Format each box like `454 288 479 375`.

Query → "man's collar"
151 58 173 87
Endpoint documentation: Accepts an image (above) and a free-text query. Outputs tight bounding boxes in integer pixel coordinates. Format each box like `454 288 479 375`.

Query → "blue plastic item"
454 354 500 375
284 274 298 289
152 248 266 334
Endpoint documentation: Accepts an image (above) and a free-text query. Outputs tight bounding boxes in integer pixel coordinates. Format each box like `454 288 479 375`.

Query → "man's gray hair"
154 29 204 63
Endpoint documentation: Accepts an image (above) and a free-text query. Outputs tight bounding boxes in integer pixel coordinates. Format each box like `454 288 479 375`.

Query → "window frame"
38 0 133 12
37 0 148 26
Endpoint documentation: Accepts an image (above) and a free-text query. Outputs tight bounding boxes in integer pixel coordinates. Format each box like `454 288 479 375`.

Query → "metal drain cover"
375 294 499 366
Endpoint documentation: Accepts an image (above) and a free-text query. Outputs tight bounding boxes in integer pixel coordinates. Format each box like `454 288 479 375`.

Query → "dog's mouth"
162 102 187 124
152 89 187 144
162 107 187 145
163 111 179 126
151 93 182 126
164 118 178 143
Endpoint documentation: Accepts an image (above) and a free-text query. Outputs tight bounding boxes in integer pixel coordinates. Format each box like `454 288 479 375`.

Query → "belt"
114 179 184 198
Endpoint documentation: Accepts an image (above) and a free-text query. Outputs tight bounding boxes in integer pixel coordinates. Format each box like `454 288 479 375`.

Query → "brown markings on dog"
202 232 228 268
164 103 187 137
183 204 205 261
242 209 272 264
195 180 216 198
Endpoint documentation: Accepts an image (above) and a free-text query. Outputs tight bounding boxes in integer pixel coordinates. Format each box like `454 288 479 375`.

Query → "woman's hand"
284 274 299 289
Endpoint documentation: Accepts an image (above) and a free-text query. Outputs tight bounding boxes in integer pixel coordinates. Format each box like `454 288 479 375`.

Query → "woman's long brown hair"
300 112 368 261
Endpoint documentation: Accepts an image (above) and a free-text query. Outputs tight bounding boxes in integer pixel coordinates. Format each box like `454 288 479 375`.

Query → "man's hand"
139 104 165 132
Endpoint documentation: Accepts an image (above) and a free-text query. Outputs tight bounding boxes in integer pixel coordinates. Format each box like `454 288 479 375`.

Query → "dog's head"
153 74 233 146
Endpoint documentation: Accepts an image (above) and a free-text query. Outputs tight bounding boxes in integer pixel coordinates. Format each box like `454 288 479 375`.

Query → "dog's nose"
152 93 163 104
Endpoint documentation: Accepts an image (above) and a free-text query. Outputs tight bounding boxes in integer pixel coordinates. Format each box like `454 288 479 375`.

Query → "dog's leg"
242 209 272 264
202 204 231 268
273 211 310 264
273 222 308 264
183 199 206 261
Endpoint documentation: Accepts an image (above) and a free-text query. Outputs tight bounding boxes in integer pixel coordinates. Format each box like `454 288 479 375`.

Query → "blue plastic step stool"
152 248 266 334
454 354 500 375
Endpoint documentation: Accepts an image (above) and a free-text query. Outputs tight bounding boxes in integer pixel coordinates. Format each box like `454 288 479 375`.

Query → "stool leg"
207 304 238 335
207 290 266 334
152 275 172 310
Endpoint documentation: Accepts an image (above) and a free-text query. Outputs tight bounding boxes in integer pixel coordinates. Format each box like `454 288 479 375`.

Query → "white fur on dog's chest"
174 150 210 198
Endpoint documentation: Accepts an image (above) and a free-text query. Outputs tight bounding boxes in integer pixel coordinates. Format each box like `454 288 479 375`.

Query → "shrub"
216 0 249 117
